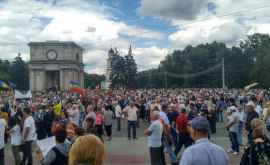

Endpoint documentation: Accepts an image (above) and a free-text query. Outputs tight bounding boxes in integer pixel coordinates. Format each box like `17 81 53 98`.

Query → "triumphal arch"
28 41 84 91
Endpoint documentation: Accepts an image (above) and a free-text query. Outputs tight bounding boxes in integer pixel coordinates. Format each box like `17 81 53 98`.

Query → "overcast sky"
0 0 270 74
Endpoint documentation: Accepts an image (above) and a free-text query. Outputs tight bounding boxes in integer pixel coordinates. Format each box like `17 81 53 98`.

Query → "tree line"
1 33 270 90
137 33 270 89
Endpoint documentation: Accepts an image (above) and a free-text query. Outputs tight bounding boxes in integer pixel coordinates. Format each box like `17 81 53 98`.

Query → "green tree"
124 46 137 88
84 73 105 89
110 49 126 88
0 59 11 82
240 33 270 87
9 54 29 90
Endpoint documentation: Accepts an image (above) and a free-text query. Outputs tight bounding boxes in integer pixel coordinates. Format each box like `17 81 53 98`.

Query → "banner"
14 90 32 99
244 82 259 90
37 136 56 156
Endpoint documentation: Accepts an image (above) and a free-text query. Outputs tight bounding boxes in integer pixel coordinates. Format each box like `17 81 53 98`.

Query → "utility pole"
164 72 168 89
147 71 151 89
222 58 226 89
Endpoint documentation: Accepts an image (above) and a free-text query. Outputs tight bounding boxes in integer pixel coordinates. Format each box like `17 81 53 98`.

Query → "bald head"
151 110 160 121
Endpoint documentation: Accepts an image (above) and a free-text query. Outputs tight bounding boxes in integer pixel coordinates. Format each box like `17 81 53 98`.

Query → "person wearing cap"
179 116 229 165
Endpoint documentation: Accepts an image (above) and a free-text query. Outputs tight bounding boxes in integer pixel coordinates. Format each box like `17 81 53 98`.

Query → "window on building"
76 53 80 62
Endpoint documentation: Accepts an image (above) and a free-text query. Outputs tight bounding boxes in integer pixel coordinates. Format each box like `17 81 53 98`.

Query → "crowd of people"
0 88 270 165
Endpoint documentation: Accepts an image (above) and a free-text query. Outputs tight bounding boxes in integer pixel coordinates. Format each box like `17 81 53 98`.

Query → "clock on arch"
46 49 58 60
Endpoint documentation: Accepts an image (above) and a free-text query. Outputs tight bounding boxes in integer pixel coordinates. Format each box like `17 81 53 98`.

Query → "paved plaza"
4 121 242 165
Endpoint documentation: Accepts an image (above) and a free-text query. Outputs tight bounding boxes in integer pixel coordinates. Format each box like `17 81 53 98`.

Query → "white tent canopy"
15 90 32 99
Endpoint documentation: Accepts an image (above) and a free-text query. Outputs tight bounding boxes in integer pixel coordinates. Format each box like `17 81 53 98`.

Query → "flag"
70 80 80 87
0 80 9 89
244 82 259 90
70 87 85 96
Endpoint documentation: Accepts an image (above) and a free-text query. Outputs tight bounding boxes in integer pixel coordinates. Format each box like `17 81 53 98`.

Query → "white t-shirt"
68 108 80 126
124 106 138 121
0 119 6 149
115 105 122 118
148 120 163 148
10 125 22 146
23 116 37 141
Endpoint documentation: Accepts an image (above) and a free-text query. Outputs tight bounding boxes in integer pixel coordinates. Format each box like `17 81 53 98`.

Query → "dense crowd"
0 88 270 165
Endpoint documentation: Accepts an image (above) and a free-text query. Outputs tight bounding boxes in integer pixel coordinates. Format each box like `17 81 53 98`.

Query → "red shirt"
176 113 188 134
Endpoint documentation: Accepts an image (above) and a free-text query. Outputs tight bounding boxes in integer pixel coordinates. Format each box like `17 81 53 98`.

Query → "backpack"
244 141 270 165
50 147 68 165
249 147 270 165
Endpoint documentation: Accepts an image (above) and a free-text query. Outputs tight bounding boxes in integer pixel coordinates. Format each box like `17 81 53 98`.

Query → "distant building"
28 41 84 91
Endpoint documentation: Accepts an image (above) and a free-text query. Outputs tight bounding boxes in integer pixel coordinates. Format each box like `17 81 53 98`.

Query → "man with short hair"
115 102 122 131
179 116 229 165
39 129 70 165
174 108 193 156
123 102 138 140
22 107 37 165
226 106 240 155
104 106 113 141
144 111 164 165
245 102 259 144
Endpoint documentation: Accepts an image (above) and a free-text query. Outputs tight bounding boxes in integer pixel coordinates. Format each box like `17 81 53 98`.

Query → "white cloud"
139 0 209 20
0 0 166 73
133 46 168 71
168 0 270 49
169 17 248 49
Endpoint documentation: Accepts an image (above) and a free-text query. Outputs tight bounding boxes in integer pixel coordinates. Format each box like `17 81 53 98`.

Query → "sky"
1 0 270 74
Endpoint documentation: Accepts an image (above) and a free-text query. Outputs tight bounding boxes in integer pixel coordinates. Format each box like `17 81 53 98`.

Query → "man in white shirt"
144 111 164 165
22 107 36 165
115 103 122 131
8 121 22 165
0 115 6 165
123 102 138 140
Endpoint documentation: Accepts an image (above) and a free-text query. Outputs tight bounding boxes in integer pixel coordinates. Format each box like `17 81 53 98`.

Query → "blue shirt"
159 111 169 125
179 138 229 165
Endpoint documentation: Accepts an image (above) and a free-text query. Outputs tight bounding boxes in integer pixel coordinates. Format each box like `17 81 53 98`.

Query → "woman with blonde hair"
263 102 270 131
240 118 270 165
69 134 106 165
